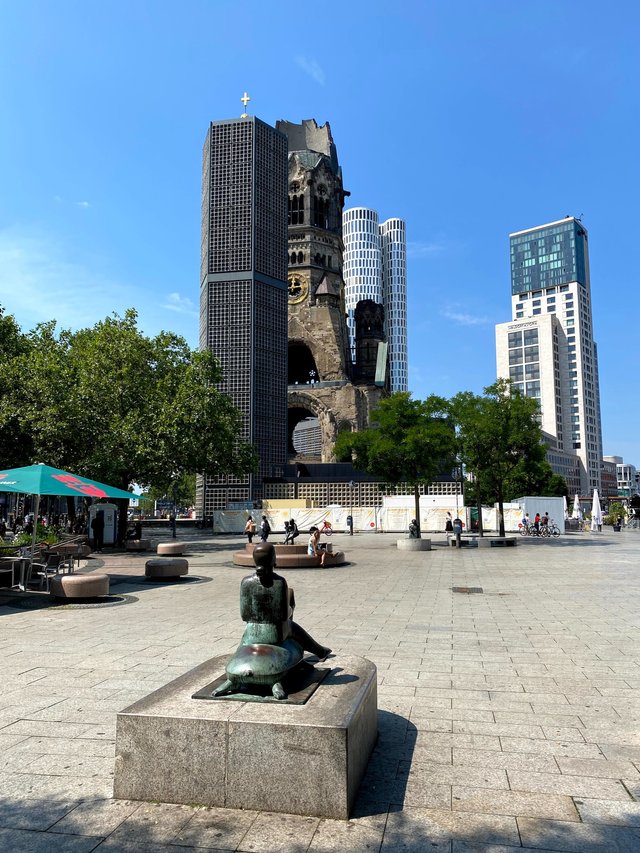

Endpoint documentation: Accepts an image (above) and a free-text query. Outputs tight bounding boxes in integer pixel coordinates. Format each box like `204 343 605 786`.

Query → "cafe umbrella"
0 463 140 567
571 494 582 520
590 488 603 532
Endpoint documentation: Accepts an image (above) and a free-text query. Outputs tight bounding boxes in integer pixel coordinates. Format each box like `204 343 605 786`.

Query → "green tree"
140 472 196 515
604 501 626 526
451 379 548 537
0 306 34 468
334 392 457 537
0 310 257 539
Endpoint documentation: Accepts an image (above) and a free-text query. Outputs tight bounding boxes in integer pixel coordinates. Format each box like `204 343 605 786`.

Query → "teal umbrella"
0 464 139 500
0 464 140 573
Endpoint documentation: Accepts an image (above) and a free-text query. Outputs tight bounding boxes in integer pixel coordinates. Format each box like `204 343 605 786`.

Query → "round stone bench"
397 538 431 551
145 558 189 579
234 542 345 568
125 539 151 552
50 573 110 599
242 543 307 554
157 542 186 556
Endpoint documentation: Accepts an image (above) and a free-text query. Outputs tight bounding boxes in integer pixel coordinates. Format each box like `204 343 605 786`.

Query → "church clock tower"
275 119 388 461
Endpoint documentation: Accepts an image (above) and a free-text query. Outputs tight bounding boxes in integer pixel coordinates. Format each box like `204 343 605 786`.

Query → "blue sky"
1 1 638 463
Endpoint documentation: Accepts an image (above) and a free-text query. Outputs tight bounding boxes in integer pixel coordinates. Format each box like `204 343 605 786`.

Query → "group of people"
521 511 549 534
243 515 326 566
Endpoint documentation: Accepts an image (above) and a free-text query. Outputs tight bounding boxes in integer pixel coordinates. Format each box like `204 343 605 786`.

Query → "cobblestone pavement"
1 529 640 852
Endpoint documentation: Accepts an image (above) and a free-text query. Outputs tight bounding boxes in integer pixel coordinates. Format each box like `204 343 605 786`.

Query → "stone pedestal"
114 653 377 819
396 538 431 551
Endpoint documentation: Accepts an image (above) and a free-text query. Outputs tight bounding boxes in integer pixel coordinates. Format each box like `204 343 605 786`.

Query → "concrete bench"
477 537 517 548
50 573 110 599
157 542 186 556
126 539 151 552
145 558 189 579
397 539 431 551
449 537 477 547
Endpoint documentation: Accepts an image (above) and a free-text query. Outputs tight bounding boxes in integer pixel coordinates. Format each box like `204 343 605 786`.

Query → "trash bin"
452 518 463 548
613 523 621 532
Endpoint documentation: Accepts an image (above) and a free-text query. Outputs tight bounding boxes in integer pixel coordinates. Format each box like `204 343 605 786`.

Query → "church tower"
275 119 388 462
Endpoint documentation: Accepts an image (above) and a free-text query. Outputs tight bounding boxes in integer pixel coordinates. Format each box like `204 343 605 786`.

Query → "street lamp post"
348 480 354 535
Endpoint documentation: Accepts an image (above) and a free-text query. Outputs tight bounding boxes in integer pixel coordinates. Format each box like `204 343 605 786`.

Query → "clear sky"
1 1 638 464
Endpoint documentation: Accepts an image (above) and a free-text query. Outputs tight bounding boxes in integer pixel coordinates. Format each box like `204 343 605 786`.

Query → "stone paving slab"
1 529 640 850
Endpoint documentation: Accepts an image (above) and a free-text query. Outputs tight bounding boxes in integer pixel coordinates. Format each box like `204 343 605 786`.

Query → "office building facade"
496 217 603 494
198 116 289 514
603 456 639 497
343 207 408 392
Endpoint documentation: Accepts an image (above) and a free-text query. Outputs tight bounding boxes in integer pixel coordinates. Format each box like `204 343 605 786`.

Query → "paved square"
1 529 640 851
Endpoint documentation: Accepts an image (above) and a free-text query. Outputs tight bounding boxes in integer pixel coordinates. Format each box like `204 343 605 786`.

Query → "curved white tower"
343 207 408 392
343 207 382 362
380 217 408 391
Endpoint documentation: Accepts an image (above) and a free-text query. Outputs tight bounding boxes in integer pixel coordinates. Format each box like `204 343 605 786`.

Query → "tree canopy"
451 379 552 536
0 308 34 469
0 308 257 533
334 392 457 536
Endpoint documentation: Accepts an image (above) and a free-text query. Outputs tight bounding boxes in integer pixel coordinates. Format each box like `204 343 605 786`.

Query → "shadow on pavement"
352 710 417 817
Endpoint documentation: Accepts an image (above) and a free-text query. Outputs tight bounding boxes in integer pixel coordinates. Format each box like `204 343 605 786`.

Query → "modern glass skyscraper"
343 207 408 392
198 116 289 514
495 217 603 494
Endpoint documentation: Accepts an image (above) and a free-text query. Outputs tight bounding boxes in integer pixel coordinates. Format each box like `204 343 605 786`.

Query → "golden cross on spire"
240 92 250 118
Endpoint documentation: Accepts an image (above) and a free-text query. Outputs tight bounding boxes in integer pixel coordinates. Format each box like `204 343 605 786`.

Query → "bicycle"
319 519 333 537
547 519 561 537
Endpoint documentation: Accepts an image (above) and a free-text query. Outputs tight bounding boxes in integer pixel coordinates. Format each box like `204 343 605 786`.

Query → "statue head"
253 542 276 582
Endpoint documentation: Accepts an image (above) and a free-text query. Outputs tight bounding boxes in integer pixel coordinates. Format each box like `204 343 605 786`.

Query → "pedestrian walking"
260 515 271 542
244 515 257 544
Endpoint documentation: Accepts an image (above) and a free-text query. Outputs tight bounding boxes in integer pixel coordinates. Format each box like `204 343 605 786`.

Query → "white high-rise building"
380 217 408 392
343 207 408 391
495 217 603 494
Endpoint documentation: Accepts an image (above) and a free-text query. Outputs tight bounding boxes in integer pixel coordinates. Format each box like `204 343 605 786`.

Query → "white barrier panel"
213 506 526 534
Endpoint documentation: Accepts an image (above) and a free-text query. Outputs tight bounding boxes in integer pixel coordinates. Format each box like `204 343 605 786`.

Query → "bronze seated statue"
212 542 331 700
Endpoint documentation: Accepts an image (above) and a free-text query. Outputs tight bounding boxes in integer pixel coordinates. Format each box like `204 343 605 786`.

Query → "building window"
289 194 304 225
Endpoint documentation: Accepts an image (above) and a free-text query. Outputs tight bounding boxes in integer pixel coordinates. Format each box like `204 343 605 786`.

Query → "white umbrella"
590 488 603 532
572 494 581 519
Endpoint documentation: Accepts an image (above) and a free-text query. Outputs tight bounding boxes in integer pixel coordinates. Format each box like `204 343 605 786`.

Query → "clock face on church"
287 273 309 304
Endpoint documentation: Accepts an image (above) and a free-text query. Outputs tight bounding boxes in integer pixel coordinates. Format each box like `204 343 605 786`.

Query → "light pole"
348 480 354 535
